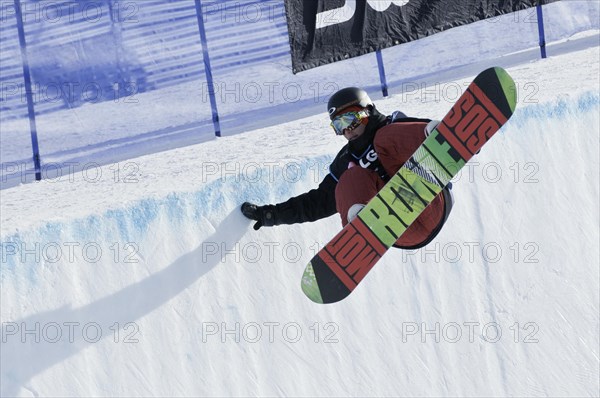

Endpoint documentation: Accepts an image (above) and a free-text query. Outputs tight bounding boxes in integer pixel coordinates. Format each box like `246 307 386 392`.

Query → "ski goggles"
330 109 369 135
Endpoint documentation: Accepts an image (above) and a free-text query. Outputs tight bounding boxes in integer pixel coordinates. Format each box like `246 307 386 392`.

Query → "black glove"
241 202 277 230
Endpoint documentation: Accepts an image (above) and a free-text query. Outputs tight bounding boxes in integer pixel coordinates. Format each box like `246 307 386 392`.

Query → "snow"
1 3 599 398
2 1 599 186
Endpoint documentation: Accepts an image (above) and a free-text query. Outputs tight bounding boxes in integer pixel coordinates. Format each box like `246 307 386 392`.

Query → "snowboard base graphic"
301 67 517 304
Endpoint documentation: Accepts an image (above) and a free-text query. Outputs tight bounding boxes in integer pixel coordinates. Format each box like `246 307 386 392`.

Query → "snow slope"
1 12 600 398
1 1 598 189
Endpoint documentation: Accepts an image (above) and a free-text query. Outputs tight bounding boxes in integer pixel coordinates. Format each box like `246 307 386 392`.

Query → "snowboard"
301 67 517 304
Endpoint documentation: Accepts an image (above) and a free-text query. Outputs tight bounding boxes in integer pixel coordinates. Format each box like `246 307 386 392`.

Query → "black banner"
284 0 558 73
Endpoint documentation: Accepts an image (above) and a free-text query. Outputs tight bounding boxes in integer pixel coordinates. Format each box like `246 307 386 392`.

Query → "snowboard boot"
347 203 365 223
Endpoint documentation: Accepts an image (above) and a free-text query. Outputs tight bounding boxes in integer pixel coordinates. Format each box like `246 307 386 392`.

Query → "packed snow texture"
1 3 599 398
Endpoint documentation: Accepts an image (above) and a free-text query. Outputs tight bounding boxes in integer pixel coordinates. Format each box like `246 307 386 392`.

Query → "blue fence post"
13 0 42 180
536 4 547 59
194 0 221 137
375 50 389 97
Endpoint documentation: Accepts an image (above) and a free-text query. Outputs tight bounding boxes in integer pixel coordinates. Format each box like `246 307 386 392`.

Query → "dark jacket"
271 106 432 225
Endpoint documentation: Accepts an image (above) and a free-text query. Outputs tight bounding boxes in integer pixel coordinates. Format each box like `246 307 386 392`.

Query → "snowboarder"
241 87 453 249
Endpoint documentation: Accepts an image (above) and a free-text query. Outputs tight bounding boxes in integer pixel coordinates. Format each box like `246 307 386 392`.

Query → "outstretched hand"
241 202 277 230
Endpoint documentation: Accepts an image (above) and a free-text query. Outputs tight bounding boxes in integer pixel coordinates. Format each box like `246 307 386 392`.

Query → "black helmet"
327 87 373 120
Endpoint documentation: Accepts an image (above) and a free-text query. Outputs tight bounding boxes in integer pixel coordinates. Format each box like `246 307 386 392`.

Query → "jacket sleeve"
272 174 338 225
